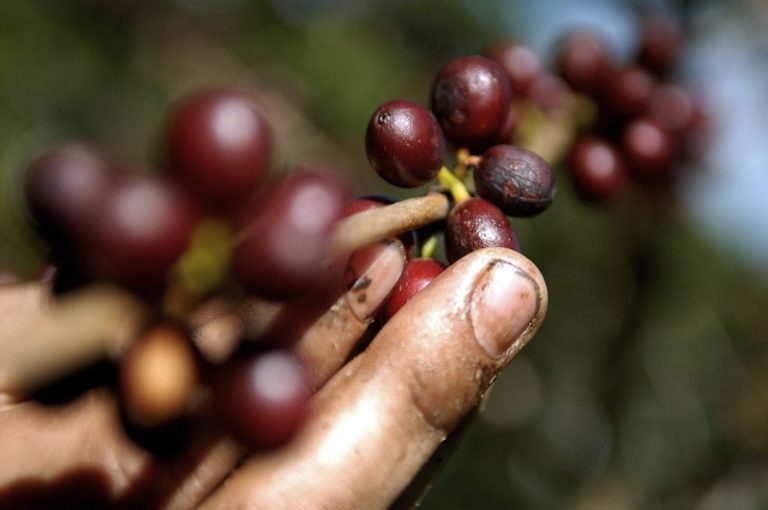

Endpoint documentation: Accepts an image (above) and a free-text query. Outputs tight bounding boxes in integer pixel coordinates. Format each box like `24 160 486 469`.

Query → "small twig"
329 192 450 256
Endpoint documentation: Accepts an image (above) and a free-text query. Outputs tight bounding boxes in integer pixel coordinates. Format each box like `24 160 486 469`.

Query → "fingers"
0 240 406 509
0 285 243 508
0 390 246 509
0 284 46 407
240 239 406 389
200 247 547 510
0 283 47 348
295 239 406 388
0 284 145 399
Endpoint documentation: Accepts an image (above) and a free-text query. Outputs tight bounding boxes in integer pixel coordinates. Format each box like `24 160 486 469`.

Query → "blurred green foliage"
1 1 767 508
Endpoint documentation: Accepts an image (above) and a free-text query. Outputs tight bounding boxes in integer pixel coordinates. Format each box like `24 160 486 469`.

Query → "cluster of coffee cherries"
553 16 706 202
360 52 556 314
23 89 348 450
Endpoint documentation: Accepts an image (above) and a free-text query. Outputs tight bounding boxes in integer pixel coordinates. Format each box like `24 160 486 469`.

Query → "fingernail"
470 260 540 359
346 240 405 321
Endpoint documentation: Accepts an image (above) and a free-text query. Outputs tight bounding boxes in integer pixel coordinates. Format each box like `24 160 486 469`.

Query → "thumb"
200 247 547 510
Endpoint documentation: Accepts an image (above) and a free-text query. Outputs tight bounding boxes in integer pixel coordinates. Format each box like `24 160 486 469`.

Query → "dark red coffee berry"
365 100 446 188
529 73 572 113
382 258 445 321
232 170 344 300
445 198 520 263
621 117 676 180
166 89 272 210
493 100 522 144
24 144 111 246
555 30 615 97
430 56 512 151
648 84 697 133
637 16 681 77
483 40 542 96
474 145 555 217
568 136 626 202
606 65 656 119
81 177 200 295
213 349 311 450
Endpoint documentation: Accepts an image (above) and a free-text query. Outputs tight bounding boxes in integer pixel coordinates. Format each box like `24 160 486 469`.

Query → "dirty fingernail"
470 260 540 359
346 240 405 321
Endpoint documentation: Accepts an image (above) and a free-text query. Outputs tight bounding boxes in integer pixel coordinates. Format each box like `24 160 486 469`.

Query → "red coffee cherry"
166 89 272 211
621 117 676 180
568 136 626 202
484 40 542 96
382 258 445 321
431 56 513 151
445 198 520 263
555 30 615 97
365 100 446 188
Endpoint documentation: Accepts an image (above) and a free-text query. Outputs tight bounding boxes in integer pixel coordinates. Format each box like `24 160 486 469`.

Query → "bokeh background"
1 0 768 508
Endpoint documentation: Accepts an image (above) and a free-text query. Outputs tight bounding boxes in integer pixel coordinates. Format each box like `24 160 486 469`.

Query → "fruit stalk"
329 192 450 255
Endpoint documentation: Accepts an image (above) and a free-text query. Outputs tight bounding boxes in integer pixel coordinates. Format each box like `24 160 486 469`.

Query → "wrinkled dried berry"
474 145 555 217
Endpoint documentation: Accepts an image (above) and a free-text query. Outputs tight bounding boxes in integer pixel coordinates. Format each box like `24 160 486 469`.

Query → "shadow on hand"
0 469 113 510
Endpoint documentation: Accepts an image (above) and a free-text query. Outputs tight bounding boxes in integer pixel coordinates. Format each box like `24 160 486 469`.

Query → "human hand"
0 246 546 509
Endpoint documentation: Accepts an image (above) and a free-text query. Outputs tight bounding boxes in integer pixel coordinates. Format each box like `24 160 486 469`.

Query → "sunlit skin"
0 247 546 509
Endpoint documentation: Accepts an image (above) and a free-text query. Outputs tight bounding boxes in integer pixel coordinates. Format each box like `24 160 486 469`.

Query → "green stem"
437 166 470 204
420 235 438 259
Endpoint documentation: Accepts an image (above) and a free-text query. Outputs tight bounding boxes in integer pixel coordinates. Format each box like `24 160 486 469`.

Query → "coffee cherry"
82 177 200 295
648 84 697 133
382 258 445 321
365 100 446 188
483 40 542 96
637 16 681 77
555 30 615 97
493 100 522 144
430 56 512 151
120 323 198 428
529 73 571 113
606 65 656 119
232 170 344 299
166 89 272 210
568 136 626 202
24 144 111 246
445 198 520 263
213 349 311 450
621 117 676 180
474 145 555 217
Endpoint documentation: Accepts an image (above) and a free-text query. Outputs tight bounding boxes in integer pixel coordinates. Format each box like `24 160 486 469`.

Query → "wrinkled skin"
0 247 546 509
